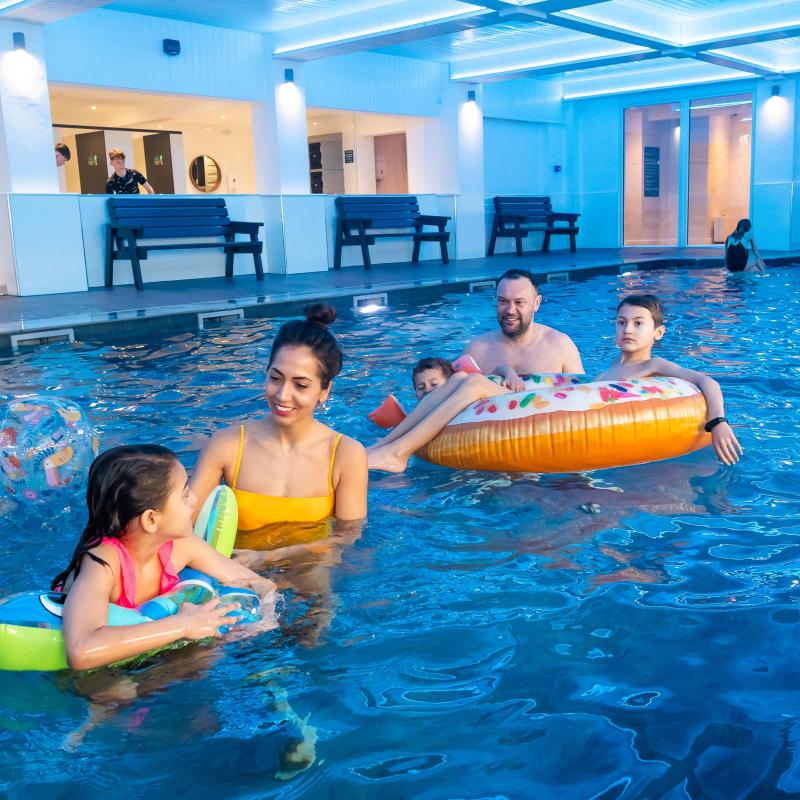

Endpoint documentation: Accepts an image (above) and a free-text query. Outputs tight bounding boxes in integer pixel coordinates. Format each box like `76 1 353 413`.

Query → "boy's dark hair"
617 294 664 327
52 444 178 590
497 269 539 293
412 357 455 383
269 302 342 388
54 143 71 161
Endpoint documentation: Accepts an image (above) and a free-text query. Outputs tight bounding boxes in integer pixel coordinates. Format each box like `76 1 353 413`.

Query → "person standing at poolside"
465 268 584 390
105 149 155 195
367 270 584 472
190 303 367 551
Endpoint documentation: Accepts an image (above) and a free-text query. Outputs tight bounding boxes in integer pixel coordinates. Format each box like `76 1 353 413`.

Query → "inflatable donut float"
417 374 711 473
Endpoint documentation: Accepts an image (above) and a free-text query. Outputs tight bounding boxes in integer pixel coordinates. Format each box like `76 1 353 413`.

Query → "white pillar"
251 50 310 195
753 77 796 250
0 22 58 193
439 76 485 259
251 43 328 273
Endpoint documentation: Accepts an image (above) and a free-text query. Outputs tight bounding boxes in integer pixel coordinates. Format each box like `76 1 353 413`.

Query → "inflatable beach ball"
0 397 99 502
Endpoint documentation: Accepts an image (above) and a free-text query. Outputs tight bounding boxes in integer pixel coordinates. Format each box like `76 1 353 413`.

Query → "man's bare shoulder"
538 324 577 348
465 331 501 352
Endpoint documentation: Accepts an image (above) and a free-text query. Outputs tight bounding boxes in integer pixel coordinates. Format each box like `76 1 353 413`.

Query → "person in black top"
105 149 155 195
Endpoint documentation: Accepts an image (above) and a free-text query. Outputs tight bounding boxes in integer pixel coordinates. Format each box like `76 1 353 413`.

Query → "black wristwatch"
704 417 727 433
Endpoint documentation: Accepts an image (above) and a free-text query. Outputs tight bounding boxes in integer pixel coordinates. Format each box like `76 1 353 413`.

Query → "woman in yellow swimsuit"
190 303 368 555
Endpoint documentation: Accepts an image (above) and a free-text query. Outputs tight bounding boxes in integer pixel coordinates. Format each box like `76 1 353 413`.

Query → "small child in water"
595 293 743 465
368 355 509 472
53 444 278 670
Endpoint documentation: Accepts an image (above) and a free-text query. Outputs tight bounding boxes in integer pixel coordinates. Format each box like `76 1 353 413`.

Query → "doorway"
374 133 408 194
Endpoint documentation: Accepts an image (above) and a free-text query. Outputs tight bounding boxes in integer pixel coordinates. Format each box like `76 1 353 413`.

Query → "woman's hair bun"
304 302 337 327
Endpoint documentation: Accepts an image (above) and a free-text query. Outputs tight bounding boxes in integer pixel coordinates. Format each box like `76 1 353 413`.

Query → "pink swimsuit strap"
101 537 180 609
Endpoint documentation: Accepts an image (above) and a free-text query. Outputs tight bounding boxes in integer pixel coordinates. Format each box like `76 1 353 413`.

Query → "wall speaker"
163 38 181 56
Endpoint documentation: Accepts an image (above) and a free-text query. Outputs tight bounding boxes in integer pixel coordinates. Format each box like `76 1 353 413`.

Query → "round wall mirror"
189 155 222 192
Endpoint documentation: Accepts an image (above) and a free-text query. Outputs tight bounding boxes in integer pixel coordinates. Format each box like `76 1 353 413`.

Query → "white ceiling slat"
1 0 115 23
7 0 800 96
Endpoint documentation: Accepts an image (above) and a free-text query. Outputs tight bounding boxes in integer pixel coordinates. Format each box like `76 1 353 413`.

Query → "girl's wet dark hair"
616 294 664 327
268 302 343 388
731 218 752 240
51 444 178 590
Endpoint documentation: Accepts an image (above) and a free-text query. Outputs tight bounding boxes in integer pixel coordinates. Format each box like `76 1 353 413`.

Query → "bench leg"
411 237 421 264
514 222 523 257
439 238 449 265
333 222 343 269
252 248 264 280
130 249 144 291
542 231 551 253
570 233 577 253
487 222 498 256
224 237 235 278
104 228 115 287
359 237 372 271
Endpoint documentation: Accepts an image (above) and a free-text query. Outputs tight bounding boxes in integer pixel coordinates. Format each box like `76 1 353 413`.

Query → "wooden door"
142 133 175 194
75 130 108 194
374 133 408 194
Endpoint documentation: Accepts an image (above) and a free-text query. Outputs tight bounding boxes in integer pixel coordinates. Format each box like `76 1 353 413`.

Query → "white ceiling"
6 0 800 96
49 84 253 129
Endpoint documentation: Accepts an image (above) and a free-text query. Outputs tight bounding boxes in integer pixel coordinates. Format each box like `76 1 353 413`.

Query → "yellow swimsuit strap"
328 434 343 495
233 425 342 495
232 424 245 489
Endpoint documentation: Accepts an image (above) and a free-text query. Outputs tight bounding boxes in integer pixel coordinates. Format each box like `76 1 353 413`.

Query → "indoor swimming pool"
0 265 798 799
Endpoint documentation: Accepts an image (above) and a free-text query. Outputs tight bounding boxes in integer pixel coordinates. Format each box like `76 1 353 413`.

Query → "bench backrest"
493 196 553 221
108 197 232 239
336 195 421 229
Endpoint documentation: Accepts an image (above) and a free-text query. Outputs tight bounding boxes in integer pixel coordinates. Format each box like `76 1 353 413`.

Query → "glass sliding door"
623 103 680 245
688 93 752 245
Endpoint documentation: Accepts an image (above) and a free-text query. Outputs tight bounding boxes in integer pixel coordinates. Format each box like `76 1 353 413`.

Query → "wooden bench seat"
488 196 580 256
334 195 450 270
105 197 264 290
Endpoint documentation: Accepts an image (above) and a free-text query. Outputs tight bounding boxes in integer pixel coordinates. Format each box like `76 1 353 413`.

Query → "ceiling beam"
544 11 675 50
456 48 661 82
693 51 776 77
687 24 800 52
273 0 608 60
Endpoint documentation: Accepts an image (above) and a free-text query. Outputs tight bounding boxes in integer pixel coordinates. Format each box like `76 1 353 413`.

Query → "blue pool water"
1 266 799 799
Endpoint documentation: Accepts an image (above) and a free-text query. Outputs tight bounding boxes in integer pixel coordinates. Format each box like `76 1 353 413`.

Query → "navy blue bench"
488 196 580 256
105 197 264 290
334 195 450 270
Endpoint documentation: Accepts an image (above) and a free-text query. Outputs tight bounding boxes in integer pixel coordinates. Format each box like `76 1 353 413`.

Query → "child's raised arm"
62 551 238 671
648 358 743 466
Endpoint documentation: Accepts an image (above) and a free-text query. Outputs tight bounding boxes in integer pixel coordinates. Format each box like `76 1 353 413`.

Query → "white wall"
44 10 266 100
304 52 442 117
180 124 255 194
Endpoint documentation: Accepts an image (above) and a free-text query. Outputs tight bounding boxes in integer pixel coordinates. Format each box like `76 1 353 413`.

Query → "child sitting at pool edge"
53 444 278 670
595 293 742 466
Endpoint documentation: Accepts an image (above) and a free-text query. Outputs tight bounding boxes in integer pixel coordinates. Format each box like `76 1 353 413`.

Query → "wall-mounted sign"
153 154 164 166
643 146 660 198
344 149 354 164
87 154 98 166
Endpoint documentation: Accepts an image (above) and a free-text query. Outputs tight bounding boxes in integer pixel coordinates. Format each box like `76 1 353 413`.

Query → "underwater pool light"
353 292 389 313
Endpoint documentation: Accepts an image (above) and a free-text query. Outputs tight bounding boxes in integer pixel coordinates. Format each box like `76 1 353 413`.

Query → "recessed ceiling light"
90 105 97 110
220 114 226 119
313 121 318 125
